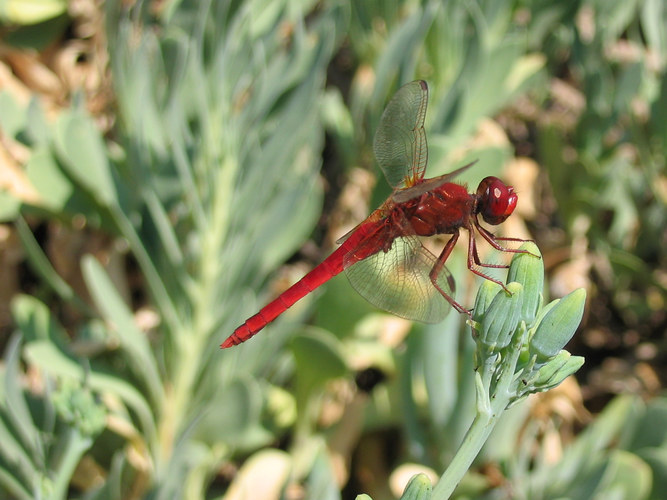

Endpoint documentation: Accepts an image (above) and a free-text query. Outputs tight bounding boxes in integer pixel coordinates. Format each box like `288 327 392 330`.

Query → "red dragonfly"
222 80 527 349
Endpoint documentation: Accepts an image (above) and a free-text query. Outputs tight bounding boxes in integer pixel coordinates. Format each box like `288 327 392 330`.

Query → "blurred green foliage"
528 0 666 323
0 0 665 498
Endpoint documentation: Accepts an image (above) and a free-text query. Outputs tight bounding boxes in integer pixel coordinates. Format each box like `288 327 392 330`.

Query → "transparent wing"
391 161 478 203
373 80 428 189
343 235 454 323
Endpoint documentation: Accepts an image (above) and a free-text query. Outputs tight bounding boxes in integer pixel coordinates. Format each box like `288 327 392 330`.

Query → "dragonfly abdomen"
222 221 384 348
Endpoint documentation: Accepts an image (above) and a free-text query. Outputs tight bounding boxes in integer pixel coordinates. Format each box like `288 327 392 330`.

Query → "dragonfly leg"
470 236 511 270
475 222 535 256
429 230 472 317
467 228 513 295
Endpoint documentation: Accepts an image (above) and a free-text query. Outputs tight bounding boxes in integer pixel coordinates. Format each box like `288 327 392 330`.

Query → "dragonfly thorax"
401 182 475 236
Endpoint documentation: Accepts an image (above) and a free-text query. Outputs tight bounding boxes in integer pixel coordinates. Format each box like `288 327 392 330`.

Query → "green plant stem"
50 428 92 500
431 372 496 499
157 292 209 471
158 328 201 464
157 164 232 469
432 326 528 499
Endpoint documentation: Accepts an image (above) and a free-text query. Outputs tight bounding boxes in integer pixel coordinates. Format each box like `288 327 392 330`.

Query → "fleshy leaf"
531 289 586 360
400 473 433 500
473 279 503 323
529 351 585 392
507 241 544 323
479 282 523 349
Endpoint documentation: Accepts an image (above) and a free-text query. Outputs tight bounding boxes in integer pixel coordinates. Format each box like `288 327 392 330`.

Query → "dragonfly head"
476 176 518 225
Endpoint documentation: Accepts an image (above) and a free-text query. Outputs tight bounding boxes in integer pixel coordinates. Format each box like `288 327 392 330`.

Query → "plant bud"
480 282 523 350
531 289 586 361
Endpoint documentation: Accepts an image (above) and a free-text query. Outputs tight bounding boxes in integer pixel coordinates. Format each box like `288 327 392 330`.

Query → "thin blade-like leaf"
81 255 164 407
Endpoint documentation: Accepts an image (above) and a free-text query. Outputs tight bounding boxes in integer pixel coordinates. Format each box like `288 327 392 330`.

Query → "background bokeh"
0 0 665 499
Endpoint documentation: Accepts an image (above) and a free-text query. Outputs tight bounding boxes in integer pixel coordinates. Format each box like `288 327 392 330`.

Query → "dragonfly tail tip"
220 335 238 349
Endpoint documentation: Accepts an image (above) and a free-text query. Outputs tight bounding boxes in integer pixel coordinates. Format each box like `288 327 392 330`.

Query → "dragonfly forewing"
373 80 429 189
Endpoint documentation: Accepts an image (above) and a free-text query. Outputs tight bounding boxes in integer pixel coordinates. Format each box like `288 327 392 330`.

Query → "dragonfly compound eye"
477 176 518 225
